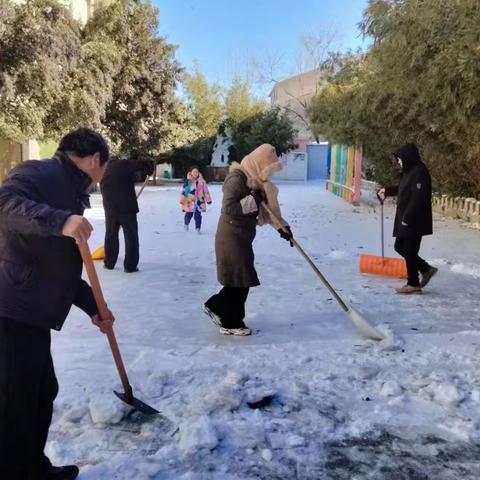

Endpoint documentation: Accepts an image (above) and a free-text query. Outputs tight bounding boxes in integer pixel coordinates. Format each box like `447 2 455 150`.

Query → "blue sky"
153 0 370 92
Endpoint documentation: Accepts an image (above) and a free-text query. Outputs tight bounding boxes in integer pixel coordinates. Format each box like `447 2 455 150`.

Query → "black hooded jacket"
385 144 432 238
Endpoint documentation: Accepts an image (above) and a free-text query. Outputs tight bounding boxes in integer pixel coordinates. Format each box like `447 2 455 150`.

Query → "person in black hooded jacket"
378 143 438 294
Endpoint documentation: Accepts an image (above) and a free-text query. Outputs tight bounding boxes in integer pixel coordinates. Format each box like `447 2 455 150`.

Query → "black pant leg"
205 287 228 318
119 213 139 271
37 349 59 474
0 319 55 480
206 288 250 328
221 288 249 328
220 288 237 328
410 236 431 275
104 212 121 269
416 242 431 274
231 288 249 326
395 236 422 286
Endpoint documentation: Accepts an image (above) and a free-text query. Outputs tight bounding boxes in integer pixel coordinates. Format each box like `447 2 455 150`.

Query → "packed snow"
47 181 480 479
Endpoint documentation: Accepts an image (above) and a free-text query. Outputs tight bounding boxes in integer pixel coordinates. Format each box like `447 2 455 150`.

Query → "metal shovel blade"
347 308 385 341
114 390 160 415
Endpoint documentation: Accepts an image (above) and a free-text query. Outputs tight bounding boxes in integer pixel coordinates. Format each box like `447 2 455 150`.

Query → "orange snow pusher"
359 195 407 278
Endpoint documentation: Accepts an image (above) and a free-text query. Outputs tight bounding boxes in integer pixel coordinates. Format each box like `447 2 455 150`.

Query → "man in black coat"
378 143 438 294
100 157 154 273
0 128 115 480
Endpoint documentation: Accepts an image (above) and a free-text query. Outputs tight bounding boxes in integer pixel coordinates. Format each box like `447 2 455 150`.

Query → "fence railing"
326 144 362 205
432 194 480 225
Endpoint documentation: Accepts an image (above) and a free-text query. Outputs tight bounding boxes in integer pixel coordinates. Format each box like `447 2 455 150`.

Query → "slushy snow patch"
261 449 273 462
327 250 348 260
451 263 480 278
433 382 463 407
89 394 125 425
381 381 403 398
178 415 218 454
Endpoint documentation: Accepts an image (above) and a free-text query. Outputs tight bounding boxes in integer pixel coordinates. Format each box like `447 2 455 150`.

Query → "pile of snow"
89 394 126 425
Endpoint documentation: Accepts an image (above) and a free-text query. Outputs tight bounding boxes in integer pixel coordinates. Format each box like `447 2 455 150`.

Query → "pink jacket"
180 173 212 213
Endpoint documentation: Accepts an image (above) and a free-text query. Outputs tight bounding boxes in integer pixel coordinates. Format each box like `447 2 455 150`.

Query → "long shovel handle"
78 242 133 403
381 202 385 259
377 194 385 260
136 174 151 200
260 201 349 313
291 238 349 312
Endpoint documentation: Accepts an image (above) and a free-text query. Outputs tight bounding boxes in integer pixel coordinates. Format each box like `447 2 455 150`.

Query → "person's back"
101 158 139 214
101 157 154 272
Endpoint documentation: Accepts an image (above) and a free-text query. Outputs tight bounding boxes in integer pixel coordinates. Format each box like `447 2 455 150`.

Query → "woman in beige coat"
203 144 293 335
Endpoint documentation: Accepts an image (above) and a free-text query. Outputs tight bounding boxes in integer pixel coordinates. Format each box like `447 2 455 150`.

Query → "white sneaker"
203 305 222 327
219 327 252 336
184 224 189 232
196 228 201 234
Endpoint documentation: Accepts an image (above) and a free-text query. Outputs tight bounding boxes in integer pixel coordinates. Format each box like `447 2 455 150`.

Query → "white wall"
274 151 307 181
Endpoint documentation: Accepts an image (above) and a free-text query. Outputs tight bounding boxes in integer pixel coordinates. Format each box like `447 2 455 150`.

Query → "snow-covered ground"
48 182 480 479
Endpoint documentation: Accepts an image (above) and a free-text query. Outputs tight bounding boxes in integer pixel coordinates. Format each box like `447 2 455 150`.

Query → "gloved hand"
251 189 266 208
377 188 386 202
278 226 294 247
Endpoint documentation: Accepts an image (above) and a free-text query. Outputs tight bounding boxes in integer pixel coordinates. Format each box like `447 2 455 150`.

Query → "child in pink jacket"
180 166 212 233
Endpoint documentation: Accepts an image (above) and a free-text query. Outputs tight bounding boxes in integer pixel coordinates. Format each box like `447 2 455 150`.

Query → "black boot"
44 465 79 480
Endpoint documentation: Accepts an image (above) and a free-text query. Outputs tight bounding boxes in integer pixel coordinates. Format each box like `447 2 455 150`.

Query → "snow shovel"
79 242 160 415
260 202 385 341
359 194 407 277
92 174 151 261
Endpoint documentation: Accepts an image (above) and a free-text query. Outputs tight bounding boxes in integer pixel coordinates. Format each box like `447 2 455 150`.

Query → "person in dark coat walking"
378 143 437 294
204 144 293 335
0 128 115 480
101 156 154 273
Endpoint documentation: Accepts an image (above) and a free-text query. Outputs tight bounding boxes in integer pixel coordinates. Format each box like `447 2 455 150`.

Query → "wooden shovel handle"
78 242 133 402
136 174 151 200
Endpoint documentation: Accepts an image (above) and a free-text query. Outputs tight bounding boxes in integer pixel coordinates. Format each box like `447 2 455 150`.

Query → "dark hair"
189 165 200 172
58 128 109 165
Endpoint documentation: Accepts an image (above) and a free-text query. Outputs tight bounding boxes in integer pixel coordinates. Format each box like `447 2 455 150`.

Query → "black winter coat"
101 159 154 215
0 153 98 331
386 144 433 238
